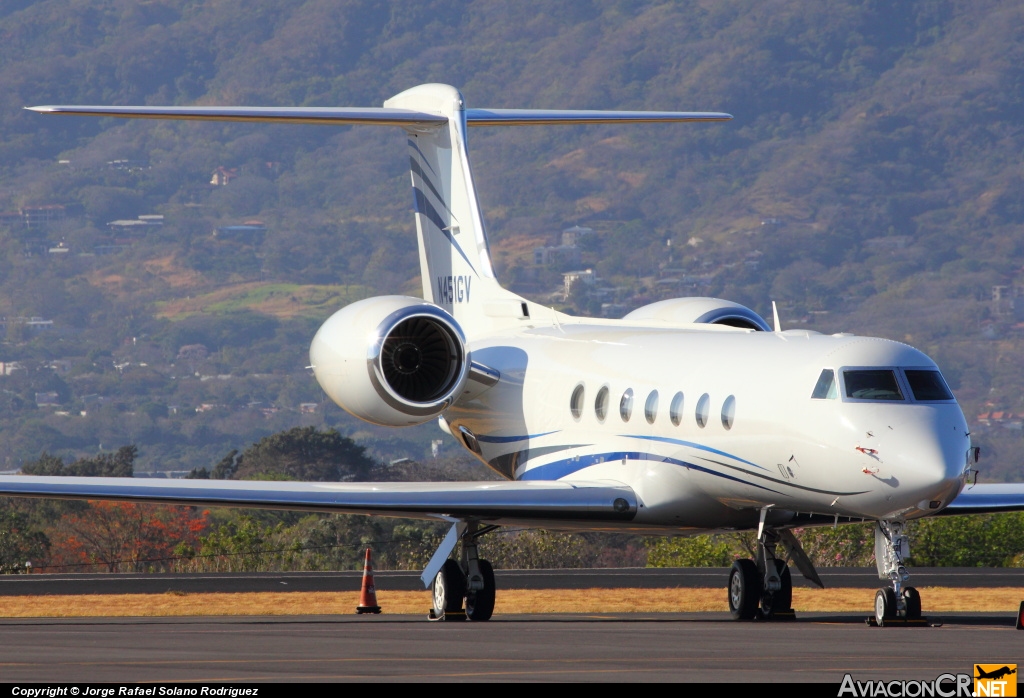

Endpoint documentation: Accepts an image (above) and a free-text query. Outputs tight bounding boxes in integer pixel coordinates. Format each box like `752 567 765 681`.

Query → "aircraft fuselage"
439 322 970 532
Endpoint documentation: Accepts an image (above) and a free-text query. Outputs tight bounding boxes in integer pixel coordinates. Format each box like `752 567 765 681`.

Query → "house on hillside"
210 167 238 186
35 392 59 408
534 225 592 267
977 411 1024 431
563 269 596 299
107 159 149 172
107 214 164 233
21 205 66 229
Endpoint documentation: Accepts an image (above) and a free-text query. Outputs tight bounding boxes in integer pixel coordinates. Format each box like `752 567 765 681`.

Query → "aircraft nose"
886 408 968 507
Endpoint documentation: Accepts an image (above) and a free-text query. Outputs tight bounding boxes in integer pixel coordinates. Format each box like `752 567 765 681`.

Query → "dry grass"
1 587 1022 618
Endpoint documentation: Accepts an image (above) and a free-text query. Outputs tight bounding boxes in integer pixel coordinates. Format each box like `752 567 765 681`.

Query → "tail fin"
385 84 528 333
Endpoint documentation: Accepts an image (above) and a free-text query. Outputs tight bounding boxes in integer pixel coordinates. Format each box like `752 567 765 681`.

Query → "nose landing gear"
871 520 926 626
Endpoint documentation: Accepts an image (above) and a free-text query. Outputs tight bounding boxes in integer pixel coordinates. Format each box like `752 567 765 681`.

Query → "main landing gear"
728 512 827 621
872 520 924 626
428 522 497 622
728 525 795 621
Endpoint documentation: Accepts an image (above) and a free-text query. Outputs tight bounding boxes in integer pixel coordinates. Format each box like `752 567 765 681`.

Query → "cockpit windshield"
904 369 954 401
843 370 904 401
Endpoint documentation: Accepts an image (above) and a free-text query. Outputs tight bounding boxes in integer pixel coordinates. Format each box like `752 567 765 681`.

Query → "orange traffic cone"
356 548 382 614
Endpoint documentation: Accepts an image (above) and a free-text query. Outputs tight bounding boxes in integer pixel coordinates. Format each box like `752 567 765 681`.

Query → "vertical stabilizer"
384 84 530 334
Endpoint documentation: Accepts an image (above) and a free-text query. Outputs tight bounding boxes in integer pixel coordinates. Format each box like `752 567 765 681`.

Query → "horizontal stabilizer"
27 105 731 127
25 105 447 126
465 108 732 125
0 475 637 524
938 483 1024 516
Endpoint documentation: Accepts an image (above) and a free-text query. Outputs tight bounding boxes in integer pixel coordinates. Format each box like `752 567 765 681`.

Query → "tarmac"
0 612 1019 683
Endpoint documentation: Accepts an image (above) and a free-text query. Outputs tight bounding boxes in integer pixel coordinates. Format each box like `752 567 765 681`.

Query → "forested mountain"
0 0 1022 479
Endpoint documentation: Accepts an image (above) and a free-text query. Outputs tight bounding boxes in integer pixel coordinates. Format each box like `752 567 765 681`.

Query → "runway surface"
3 567 1023 594
1 613 1019 683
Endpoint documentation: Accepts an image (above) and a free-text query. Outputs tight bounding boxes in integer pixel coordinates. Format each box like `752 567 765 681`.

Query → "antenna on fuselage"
772 301 782 332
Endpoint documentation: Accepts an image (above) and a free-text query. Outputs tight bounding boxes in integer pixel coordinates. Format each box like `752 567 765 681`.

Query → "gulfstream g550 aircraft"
5 83 1024 624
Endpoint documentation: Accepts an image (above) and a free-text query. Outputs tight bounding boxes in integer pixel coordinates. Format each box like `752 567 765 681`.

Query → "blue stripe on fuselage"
476 431 559 444
519 451 781 494
622 434 769 471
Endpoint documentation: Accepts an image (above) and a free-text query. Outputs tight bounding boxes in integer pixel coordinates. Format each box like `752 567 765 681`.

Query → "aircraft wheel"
433 559 466 618
728 559 760 620
465 559 496 622
901 586 921 620
760 560 792 619
874 587 897 626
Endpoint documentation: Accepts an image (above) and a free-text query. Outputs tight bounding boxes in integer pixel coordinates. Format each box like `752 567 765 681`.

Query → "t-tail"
27 84 730 336
384 84 526 333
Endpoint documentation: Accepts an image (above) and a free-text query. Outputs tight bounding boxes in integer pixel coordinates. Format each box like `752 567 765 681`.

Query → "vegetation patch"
155 283 372 320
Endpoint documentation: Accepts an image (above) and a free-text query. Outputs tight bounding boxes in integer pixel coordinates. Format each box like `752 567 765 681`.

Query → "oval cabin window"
570 383 585 420
696 393 710 428
670 392 684 426
595 386 610 422
721 395 736 430
645 390 659 424
620 388 634 422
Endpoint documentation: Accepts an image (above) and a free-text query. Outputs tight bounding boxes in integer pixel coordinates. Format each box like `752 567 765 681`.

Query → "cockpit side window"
904 369 954 401
811 369 838 399
843 369 904 401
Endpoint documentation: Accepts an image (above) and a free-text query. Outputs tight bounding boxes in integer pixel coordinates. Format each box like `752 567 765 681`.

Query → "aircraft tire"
728 559 760 620
465 559 496 622
901 586 921 620
433 559 467 618
874 587 898 625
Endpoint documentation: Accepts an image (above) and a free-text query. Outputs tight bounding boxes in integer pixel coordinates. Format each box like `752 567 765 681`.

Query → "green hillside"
0 0 1022 478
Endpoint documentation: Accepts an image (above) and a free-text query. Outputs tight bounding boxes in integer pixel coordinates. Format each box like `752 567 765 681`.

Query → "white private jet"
5 83 1023 624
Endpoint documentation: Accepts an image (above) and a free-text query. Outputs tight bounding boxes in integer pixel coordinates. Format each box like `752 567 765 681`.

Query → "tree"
908 514 1024 567
646 535 737 568
232 427 374 482
0 510 49 574
21 446 136 477
47 502 208 573
185 515 294 573
211 449 240 479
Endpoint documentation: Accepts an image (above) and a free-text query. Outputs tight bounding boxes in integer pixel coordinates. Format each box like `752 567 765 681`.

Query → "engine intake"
622 297 770 331
311 297 470 426
372 308 465 406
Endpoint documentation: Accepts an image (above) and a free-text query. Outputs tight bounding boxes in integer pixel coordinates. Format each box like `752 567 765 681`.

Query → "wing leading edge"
938 483 1024 516
0 476 636 524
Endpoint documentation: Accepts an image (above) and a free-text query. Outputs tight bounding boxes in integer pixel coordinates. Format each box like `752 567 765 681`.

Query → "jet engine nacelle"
309 296 470 426
622 297 771 331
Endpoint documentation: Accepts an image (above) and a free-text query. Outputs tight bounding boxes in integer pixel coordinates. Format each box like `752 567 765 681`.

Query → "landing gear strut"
428 522 497 622
872 520 923 626
728 521 795 621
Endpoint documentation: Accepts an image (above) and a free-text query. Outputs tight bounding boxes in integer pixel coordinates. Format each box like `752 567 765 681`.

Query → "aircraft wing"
938 483 1024 516
0 476 636 524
